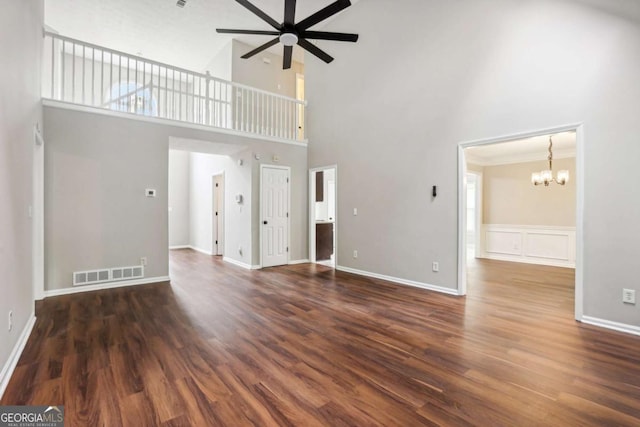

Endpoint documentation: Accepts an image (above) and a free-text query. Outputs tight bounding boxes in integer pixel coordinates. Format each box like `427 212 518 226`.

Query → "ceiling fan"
216 0 359 69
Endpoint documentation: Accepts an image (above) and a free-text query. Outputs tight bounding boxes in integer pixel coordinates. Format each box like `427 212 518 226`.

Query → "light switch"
146 189 157 197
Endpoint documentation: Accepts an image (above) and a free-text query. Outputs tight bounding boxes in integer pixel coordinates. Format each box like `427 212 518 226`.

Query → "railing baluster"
71 42 75 102
100 50 104 107
43 32 306 142
135 57 138 110
91 47 95 106
51 37 55 99
118 55 122 110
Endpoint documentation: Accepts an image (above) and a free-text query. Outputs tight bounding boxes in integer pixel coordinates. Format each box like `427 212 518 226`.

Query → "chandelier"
531 136 569 186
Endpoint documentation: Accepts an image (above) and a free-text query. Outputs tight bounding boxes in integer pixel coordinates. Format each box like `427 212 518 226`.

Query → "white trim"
43 99 309 147
169 245 190 250
336 265 460 296
188 245 214 256
32 126 45 301
465 148 576 167
289 259 310 265
260 165 291 268
309 165 338 267
457 123 585 321
222 257 259 270
44 276 170 298
0 312 36 399
480 224 576 268
581 316 640 337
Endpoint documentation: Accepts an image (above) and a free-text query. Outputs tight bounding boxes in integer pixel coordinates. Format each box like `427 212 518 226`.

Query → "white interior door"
212 174 224 256
261 166 290 267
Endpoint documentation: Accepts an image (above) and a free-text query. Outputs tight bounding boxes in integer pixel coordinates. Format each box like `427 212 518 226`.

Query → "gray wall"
44 106 308 290
306 0 640 325
44 108 170 289
168 150 190 247
0 0 43 378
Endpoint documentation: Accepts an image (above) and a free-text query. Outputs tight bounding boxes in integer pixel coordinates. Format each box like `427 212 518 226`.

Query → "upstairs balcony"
42 32 307 144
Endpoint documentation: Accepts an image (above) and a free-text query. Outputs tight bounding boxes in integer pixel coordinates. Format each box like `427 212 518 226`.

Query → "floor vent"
73 265 144 286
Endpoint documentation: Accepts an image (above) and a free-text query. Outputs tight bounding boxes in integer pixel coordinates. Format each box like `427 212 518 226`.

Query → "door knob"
263 221 268 225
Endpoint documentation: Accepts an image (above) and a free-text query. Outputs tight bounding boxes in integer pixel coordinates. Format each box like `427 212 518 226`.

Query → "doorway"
458 124 584 320
260 165 290 268
212 173 224 256
466 171 482 260
309 166 337 267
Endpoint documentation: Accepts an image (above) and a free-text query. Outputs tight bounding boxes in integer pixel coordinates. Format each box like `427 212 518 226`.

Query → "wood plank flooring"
3 250 640 426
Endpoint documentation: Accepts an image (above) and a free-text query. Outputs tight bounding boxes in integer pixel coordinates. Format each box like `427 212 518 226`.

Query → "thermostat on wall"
146 189 157 197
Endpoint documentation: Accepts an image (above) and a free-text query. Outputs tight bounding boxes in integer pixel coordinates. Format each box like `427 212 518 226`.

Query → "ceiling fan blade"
300 31 358 42
216 29 280 36
241 37 280 59
235 0 281 30
283 46 293 69
284 0 297 27
297 38 334 64
296 0 351 31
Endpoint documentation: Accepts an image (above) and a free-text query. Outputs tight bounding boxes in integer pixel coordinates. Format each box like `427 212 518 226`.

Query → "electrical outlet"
432 262 439 272
140 257 147 266
623 289 636 304
8 311 13 332
353 208 358 216
353 250 358 259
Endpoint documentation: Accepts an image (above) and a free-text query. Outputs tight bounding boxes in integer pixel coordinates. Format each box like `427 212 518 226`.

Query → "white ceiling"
45 0 355 71
465 131 576 166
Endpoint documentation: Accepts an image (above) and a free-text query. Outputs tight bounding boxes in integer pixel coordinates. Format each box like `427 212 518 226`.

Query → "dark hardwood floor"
3 250 640 426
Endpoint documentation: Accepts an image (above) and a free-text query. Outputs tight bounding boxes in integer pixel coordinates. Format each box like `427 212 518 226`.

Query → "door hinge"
287 177 289 183
286 247 289 252
215 212 218 216
215 240 218 245
215 183 219 187
286 212 289 218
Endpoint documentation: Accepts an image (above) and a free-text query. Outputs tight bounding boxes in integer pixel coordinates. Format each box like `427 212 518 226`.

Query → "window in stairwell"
107 81 157 116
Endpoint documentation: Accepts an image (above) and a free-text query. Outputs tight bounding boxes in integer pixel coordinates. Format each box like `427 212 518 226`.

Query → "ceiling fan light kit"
217 0 359 69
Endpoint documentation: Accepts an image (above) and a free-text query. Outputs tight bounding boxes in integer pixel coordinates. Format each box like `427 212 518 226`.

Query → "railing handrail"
45 31 307 105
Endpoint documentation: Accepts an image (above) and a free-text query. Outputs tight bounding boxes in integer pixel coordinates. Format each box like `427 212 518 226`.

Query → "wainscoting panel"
481 225 575 268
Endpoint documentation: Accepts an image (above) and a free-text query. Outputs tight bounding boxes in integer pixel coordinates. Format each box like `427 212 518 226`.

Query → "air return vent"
73 265 144 286
111 266 144 281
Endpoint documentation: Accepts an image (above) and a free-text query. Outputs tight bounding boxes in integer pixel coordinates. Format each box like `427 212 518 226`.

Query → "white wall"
307 0 640 325
203 40 233 81
0 0 43 387
232 40 303 98
168 150 190 247
189 152 227 254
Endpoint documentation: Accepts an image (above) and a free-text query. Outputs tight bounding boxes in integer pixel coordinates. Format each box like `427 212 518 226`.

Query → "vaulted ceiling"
45 0 352 71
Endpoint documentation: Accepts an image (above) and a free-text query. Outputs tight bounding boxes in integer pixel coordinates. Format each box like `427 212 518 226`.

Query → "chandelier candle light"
531 136 569 186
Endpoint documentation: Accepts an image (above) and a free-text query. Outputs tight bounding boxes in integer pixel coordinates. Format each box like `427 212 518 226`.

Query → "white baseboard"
188 246 214 256
222 257 255 270
0 312 36 399
44 276 171 298
581 316 640 337
169 245 190 250
480 253 575 269
289 259 310 265
336 265 460 296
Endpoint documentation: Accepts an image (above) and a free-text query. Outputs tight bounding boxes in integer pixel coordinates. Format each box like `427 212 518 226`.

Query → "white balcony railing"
43 32 307 142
